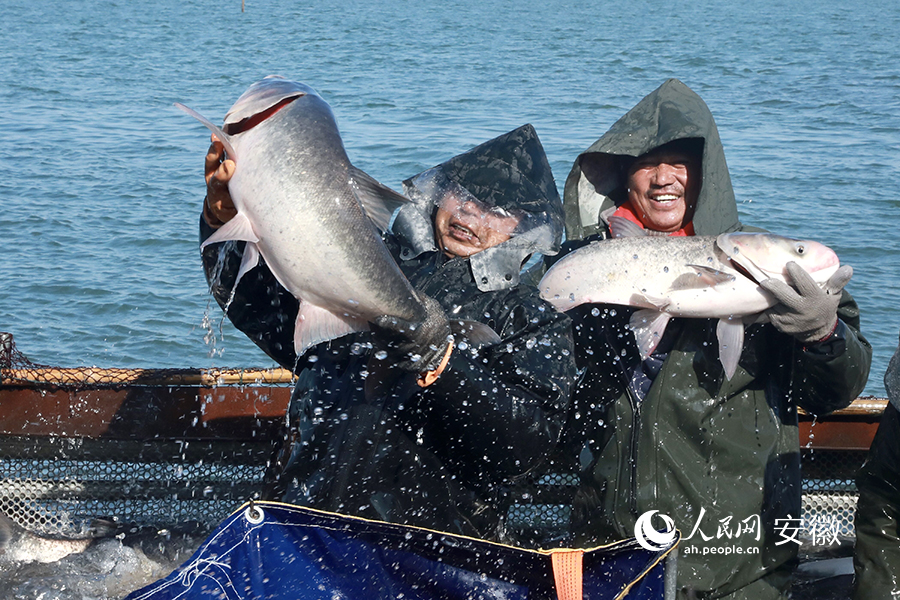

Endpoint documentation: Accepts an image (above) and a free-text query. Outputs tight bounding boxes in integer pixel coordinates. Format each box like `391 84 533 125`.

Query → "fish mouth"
223 94 304 135
729 258 762 284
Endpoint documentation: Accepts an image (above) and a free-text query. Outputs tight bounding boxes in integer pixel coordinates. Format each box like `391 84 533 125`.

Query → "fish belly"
540 237 775 318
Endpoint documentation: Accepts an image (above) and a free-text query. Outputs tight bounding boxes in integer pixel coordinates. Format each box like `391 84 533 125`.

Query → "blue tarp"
126 501 675 600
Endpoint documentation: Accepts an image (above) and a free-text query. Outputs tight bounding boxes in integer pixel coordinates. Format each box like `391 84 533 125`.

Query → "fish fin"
200 213 260 249
449 320 502 348
630 293 670 311
234 242 261 287
716 318 745 380
609 216 648 238
294 301 368 356
687 265 736 286
348 166 411 232
629 309 671 358
174 102 239 161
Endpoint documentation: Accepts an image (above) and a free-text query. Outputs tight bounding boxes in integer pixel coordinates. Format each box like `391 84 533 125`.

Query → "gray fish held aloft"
176 77 497 358
539 216 841 379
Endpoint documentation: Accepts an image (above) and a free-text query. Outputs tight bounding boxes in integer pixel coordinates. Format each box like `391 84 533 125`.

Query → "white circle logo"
634 510 677 551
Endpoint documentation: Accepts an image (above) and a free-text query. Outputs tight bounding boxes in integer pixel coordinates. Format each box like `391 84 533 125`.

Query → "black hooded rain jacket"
200 124 577 546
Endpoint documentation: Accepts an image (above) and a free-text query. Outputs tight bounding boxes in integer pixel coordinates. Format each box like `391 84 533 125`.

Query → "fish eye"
795 243 806 255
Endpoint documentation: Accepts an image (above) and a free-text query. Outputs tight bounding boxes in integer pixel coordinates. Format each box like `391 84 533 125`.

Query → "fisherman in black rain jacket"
854 333 900 600
557 79 871 598
200 124 577 545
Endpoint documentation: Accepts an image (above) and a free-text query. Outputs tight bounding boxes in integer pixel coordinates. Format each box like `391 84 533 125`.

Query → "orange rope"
417 340 454 388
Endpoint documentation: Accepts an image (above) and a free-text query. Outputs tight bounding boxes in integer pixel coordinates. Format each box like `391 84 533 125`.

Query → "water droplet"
374 350 388 360
591 307 600 316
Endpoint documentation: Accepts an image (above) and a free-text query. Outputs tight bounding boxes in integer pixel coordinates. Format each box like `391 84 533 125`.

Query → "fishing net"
800 448 868 544
0 332 292 388
0 332 294 539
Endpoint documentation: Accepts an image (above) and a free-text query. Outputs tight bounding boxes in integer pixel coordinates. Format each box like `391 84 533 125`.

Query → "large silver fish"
539 217 841 379
176 77 448 356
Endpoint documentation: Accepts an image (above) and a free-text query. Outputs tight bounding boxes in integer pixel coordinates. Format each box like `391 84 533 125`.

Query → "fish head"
223 76 319 133
716 232 840 285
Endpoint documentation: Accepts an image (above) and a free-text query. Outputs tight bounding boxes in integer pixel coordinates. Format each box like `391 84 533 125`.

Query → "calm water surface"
1 0 899 596
3 0 898 396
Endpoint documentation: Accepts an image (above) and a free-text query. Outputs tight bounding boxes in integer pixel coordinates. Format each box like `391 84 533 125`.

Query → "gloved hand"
760 262 853 344
371 294 453 373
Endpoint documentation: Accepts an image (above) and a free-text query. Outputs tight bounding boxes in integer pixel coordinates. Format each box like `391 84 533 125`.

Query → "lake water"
1 0 899 595
2 0 898 395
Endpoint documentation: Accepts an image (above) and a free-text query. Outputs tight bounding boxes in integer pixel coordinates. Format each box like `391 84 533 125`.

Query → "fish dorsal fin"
629 309 672 358
449 320 502 348
294 301 368 356
201 213 259 249
716 318 745 380
349 166 411 233
687 265 736 287
609 215 648 239
174 103 239 161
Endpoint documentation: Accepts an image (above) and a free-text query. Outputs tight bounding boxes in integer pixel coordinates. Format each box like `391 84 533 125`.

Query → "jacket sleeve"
200 216 299 370
789 288 872 415
411 289 576 486
853 402 900 599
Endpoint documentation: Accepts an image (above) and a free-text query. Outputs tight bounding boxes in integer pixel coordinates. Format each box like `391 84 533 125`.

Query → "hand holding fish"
203 136 237 228
760 262 853 343
371 295 453 374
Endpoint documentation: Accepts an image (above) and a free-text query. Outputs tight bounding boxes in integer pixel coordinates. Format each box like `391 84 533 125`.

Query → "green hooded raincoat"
853 334 900 600
561 79 872 599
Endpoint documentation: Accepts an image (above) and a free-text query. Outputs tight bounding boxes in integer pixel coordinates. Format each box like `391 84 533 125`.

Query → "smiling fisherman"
201 124 576 544
556 79 871 598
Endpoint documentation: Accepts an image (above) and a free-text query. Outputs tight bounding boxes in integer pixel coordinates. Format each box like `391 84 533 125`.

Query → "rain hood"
394 124 563 292
563 78 741 240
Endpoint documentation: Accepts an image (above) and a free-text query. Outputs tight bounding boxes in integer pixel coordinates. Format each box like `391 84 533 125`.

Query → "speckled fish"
539 216 841 379
175 77 429 356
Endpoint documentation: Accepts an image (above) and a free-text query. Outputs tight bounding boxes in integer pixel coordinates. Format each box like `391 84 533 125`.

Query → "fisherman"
853 332 900 599
201 124 577 544
557 79 871 598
